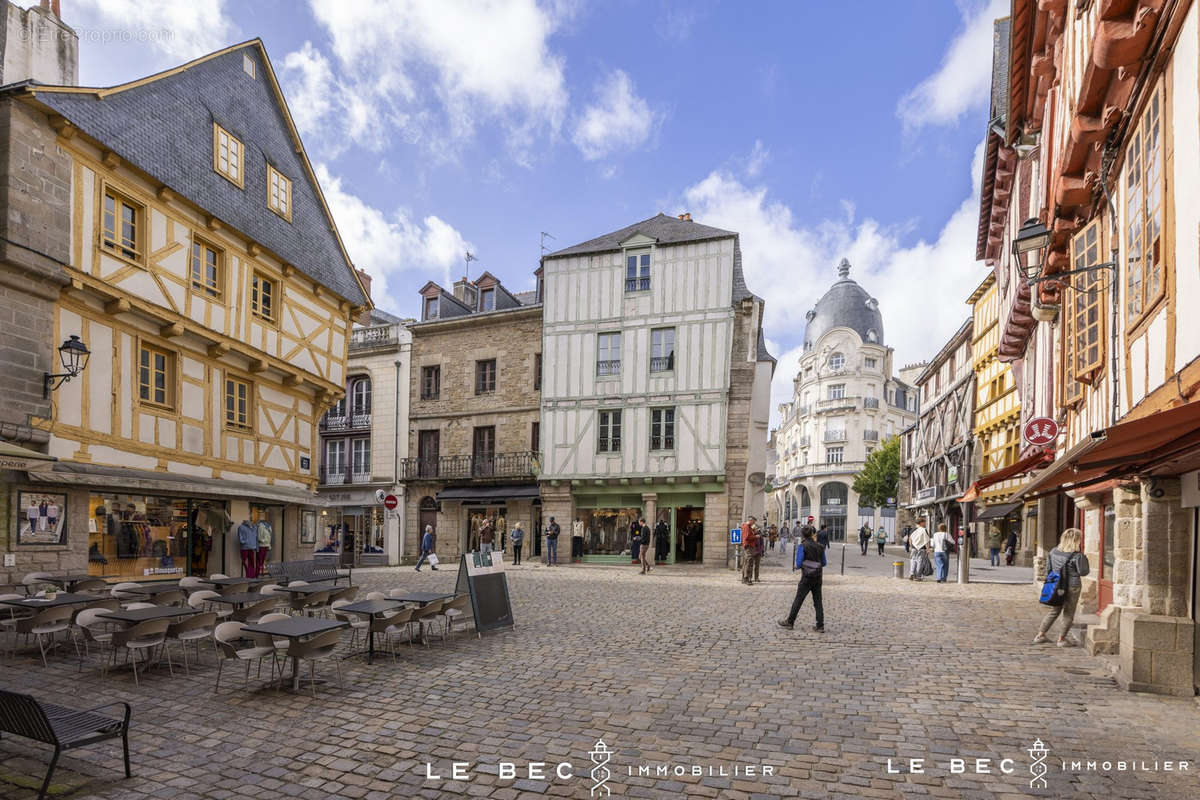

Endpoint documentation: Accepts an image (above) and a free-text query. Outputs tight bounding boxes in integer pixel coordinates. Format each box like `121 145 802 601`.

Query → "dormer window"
424 296 439 320
479 287 495 311
242 53 256 78
213 124 243 187
867 329 878 343
625 249 650 292
267 165 291 221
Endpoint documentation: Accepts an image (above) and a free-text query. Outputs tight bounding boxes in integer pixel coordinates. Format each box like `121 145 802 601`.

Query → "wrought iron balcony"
864 397 880 409
864 429 880 441
625 277 651 292
824 430 847 442
319 465 374 485
798 436 811 448
816 396 859 412
788 460 866 479
649 354 675 373
596 360 621 377
399 450 540 481
319 413 372 433
349 325 398 352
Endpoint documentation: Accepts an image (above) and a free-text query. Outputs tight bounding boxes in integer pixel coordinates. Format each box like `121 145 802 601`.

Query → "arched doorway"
819 482 848 542
418 497 438 556
798 485 812 522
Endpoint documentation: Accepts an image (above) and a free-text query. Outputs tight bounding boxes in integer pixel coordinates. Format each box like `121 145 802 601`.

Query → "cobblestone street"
2 555 1198 800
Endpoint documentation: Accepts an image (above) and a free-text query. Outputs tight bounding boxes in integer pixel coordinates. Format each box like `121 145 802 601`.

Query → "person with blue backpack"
1034 527 1090 646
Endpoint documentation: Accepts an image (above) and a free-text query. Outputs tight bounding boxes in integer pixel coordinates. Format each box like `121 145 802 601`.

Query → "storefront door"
675 507 704 562
1098 503 1115 612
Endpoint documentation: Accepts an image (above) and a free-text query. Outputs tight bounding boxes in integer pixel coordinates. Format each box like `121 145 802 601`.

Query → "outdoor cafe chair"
110 583 142 603
0 593 32 653
442 594 474 640
330 600 369 650
219 581 250 597
153 589 187 607
213 621 275 693
209 573 229 580
233 597 277 624
365 591 387 601
289 589 330 617
328 585 359 604
73 607 115 671
109 618 172 687
380 606 417 659
189 590 231 620
179 576 205 594
14 605 74 667
285 628 344 698
409 601 445 647
247 612 292 683
73 578 108 593
123 602 156 611
21 572 53 595
166 612 218 675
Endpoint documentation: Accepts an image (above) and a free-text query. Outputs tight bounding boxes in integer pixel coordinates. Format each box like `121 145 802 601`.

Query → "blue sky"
63 0 1006 424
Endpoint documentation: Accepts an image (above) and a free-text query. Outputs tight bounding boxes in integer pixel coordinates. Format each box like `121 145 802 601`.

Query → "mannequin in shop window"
256 516 274 576
237 519 257 577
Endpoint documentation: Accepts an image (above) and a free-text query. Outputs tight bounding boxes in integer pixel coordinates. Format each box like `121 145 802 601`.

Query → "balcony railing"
399 450 539 481
824 430 847 442
319 465 374 485
864 397 880 409
816 396 859 412
788 460 866 479
320 413 371 433
597 360 621 377
798 436 811 448
625 277 650 292
864 430 880 441
649 354 674 373
349 325 398 352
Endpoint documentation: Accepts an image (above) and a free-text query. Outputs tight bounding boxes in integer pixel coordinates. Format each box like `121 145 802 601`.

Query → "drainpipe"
393 351 405 563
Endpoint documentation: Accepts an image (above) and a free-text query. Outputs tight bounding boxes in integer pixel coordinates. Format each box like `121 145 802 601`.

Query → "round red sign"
383 494 399 510
1023 417 1059 446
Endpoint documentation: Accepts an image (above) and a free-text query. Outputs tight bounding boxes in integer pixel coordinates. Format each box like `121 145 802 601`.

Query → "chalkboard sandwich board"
455 550 515 634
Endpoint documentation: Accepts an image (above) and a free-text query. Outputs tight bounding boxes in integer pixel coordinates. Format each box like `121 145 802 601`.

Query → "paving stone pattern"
1 549 1198 799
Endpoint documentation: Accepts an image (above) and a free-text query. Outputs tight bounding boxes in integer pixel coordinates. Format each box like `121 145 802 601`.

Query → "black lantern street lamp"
1011 216 1114 285
43 334 91 398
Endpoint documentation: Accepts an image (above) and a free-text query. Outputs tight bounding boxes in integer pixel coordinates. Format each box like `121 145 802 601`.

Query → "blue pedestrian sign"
730 528 742 545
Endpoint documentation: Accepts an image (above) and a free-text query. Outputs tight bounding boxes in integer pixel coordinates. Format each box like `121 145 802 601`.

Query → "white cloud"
67 0 238 84
896 0 1007 130
572 69 658 161
745 139 769 178
286 0 571 163
683 140 988 427
315 164 472 315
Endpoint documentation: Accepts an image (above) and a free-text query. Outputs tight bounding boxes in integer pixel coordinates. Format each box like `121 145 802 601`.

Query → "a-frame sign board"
455 551 515 634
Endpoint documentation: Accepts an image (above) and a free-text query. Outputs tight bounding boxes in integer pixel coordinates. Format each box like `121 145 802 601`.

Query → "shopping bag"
427 553 440 567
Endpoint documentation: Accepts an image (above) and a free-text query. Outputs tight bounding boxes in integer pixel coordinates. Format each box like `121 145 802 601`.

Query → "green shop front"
570 482 722 565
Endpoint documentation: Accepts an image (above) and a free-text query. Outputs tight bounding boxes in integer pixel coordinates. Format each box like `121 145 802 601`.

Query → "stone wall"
1137 478 1191 617
721 301 756 568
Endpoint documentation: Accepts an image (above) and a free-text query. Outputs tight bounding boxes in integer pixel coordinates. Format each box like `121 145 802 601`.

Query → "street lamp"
43 335 91 398
1011 217 1115 285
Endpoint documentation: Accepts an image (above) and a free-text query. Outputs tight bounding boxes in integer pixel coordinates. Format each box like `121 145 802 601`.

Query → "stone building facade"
771 261 915 542
539 213 772 568
403 273 542 564
0 17 370 584
316 309 412 566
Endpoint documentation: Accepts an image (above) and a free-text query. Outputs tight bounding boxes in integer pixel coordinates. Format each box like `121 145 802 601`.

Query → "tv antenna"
540 231 555 257
464 251 477 281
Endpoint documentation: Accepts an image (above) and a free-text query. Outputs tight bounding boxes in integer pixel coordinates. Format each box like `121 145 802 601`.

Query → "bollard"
893 561 905 579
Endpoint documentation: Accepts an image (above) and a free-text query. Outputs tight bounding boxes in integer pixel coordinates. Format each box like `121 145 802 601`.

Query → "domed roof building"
767 260 917 542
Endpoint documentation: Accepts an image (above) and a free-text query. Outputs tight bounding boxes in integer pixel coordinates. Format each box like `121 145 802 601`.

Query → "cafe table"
39 574 96 592
336 598 407 665
196 576 268 588
126 582 184 598
278 584 335 596
241 617 348 691
0 593 104 610
96 606 199 624
206 592 272 608
390 591 454 605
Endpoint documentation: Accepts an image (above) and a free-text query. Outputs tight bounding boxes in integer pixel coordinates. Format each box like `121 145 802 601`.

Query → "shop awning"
0 440 56 471
1013 400 1200 501
27 461 318 505
975 501 1022 521
959 449 1054 502
435 484 540 502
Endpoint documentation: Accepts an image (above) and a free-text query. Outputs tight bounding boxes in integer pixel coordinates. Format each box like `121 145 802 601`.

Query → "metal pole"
957 500 970 584
840 543 845 575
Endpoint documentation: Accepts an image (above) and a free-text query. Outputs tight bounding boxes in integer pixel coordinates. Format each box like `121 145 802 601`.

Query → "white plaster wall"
1171 4 1200 375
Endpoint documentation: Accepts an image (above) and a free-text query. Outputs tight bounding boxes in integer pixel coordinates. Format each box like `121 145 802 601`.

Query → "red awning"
1013 400 1200 501
959 448 1054 502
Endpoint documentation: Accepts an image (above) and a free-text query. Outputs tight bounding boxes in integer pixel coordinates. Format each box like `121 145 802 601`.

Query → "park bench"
264 559 351 586
0 689 131 799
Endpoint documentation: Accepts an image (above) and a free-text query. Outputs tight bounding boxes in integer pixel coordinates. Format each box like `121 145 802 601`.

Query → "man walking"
572 516 585 562
985 523 1004 566
908 517 930 580
931 523 953 583
741 515 760 585
858 524 870 555
510 522 525 565
415 525 438 571
545 516 561 565
480 518 495 556
816 523 830 551
778 525 826 632
640 517 654 574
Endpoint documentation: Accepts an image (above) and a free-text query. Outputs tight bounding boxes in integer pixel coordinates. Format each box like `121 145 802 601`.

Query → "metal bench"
0 689 131 799
264 560 351 587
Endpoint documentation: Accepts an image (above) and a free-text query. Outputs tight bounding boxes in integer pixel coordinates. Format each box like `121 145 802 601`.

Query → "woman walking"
875 526 887 556
777 526 826 632
1034 528 1091 647
510 522 525 565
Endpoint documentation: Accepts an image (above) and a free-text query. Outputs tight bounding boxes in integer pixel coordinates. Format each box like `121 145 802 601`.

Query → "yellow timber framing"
21 37 372 312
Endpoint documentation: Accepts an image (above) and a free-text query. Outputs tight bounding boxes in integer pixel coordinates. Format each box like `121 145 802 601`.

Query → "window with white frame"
827 446 844 464
650 407 675 450
650 328 675 373
598 410 622 453
351 438 370 480
625 249 651 292
351 378 371 416
829 352 845 369
828 384 846 400
597 332 621 376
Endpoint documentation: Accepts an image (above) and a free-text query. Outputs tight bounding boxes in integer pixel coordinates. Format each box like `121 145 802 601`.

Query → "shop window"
580 507 642 555
251 272 277 322
213 123 244 187
249 503 282 567
1124 84 1164 326
650 407 675 451
224 376 253 432
88 495 212 583
598 409 622 453
421 365 440 400
102 187 144 263
138 343 175 409
475 358 497 395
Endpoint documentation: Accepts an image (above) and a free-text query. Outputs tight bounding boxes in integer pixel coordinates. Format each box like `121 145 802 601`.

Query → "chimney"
677 212 692 221
355 268 373 303
453 278 478 309
1 0 78 86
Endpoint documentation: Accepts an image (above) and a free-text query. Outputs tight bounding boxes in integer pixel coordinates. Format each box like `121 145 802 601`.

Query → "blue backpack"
1039 555 1073 606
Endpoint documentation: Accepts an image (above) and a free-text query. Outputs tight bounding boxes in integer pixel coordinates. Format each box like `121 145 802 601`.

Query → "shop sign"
323 490 375 504
947 466 958 484
1023 417 1059 446
916 487 937 501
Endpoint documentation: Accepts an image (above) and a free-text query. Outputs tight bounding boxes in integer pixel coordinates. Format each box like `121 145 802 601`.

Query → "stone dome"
803 259 884 350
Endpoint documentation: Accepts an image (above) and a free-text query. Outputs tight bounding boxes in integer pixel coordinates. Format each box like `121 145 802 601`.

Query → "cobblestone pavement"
1 554 1197 799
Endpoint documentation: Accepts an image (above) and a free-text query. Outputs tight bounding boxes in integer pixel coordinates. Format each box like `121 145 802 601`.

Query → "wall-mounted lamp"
1011 218 1114 285
43 335 90 398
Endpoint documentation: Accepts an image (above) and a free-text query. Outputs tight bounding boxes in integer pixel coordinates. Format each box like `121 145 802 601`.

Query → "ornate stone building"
771 260 915 541
403 273 542 564
0 22 370 584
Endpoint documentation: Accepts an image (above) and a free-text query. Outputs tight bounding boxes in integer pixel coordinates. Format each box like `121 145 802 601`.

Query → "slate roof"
512 290 539 305
803 260 885 349
26 41 368 307
756 328 776 364
545 213 736 258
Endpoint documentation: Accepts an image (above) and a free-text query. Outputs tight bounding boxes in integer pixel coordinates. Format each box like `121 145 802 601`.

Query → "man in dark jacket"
778 526 826 632
546 517 561 566
817 524 831 550
858 524 871 555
